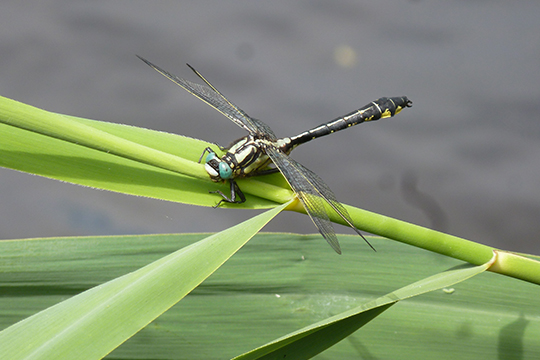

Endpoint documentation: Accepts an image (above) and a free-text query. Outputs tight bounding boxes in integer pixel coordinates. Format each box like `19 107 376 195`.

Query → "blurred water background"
1 1 539 254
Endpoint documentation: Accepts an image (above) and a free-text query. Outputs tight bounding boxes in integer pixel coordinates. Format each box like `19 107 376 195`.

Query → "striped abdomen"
284 96 411 152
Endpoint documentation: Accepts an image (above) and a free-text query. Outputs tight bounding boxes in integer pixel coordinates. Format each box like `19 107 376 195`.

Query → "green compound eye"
205 152 217 163
218 162 233 179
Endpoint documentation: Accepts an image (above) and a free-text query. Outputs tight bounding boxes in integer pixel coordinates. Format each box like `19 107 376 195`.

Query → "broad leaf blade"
1 234 538 359
0 203 288 360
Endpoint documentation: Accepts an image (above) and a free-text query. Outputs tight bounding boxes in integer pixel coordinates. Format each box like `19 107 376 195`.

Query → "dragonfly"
137 56 411 254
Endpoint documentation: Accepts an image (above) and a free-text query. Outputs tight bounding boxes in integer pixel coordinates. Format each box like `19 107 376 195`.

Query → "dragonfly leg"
211 179 246 208
198 147 216 163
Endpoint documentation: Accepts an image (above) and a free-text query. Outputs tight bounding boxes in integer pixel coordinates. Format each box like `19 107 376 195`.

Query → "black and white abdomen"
284 96 411 151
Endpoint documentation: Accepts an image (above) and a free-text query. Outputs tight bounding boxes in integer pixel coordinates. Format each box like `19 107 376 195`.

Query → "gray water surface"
1 1 539 253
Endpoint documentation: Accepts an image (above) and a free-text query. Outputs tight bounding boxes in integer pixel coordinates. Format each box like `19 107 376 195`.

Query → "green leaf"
234 257 494 360
317 203 540 285
0 95 292 208
1 234 539 359
0 203 288 360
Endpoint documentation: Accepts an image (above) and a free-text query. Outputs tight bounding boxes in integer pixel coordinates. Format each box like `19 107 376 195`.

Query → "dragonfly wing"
266 146 375 254
266 146 373 253
291 160 375 251
137 56 277 139
302 194 341 254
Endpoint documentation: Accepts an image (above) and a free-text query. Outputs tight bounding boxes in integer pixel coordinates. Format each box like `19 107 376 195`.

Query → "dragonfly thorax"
203 135 271 182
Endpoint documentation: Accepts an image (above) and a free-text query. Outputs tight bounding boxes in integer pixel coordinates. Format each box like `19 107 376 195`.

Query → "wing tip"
357 231 376 252
136 54 150 65
323 234 342 254
186 63 196 73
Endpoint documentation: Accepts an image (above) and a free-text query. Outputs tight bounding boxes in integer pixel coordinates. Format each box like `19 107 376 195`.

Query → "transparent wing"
265 146 374 254
137 56 277 140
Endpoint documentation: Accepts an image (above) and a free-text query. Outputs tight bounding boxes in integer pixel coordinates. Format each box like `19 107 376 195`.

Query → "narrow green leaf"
0 95 292 207
289 200 540 285
0 202 289 360
233 255 495 360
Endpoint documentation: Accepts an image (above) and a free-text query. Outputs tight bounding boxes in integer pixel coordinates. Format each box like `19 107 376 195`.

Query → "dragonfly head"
203 151 233 181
